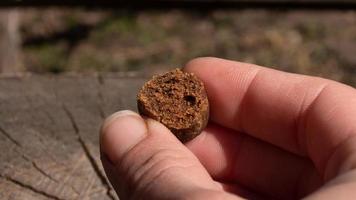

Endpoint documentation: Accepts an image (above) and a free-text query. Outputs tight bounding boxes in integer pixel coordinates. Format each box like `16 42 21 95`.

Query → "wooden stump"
0 75 146 200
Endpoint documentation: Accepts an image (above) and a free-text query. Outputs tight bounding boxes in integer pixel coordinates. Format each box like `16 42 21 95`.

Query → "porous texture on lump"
137 68 209 143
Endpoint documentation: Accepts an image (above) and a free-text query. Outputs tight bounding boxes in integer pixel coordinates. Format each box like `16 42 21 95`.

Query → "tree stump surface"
0 75 147 200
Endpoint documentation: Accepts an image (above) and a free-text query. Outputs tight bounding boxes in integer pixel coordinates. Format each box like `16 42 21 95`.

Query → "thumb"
100 110 238 200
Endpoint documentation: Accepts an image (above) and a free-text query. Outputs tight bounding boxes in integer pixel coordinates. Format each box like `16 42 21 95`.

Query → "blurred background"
1 1 356 85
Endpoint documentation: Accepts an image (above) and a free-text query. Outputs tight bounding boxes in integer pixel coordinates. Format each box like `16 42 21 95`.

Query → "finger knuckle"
119 147 195 198
133 148 188 184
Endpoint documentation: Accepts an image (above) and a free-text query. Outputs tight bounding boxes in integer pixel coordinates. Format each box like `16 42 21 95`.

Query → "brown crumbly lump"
137 68 209 143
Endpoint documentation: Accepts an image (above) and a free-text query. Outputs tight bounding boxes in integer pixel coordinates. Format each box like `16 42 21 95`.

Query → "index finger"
184 57 356 178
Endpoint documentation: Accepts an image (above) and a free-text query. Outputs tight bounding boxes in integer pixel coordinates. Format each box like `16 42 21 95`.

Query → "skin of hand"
100 57 356 200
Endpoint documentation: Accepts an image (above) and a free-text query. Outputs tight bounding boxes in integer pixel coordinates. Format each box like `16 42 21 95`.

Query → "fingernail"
102 110 139 131
101 110 147 164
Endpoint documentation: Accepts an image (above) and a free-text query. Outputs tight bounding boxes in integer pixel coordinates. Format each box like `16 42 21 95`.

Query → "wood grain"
0 75 147 200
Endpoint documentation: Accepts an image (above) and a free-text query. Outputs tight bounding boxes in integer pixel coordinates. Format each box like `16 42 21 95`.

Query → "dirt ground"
19 8 356 86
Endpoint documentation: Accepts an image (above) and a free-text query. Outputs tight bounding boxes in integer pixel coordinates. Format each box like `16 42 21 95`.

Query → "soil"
14 8 356 86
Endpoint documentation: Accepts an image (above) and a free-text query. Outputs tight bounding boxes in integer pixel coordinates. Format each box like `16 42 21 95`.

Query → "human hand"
100 57 356 199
